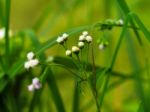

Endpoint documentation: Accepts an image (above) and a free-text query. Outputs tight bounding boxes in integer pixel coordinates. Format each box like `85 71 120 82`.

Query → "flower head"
56 33 69 44
62 33 68 40
32 77 42 89
28 84 35 92
24 52 39 69
86 36 92 43
66 50 72 56
56 36 64 44
72 46 80 54
82 31 88 36
78 41 84 48
79 35 86 41
27 52 34 60
28 77 42 92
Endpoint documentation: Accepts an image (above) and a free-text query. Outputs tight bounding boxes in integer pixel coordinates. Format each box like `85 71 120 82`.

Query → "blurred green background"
1 0 150 112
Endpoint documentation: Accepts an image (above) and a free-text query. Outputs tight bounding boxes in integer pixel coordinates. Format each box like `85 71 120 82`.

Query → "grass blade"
46 68 66 112
131 13 150 42
5 0 11 67
72 84 80 112
99 14 130 108
117 0 143 45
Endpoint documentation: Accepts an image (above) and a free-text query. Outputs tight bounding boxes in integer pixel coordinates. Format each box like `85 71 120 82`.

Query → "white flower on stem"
82 31 88 36
28 77 42 92
79 35 86 41
56 33 69 44
24 52 39 69
28 84 35 92
86 35 92 43
66 50 72 56
62 33 68 40
78 41 84 48
24 61 31 69
72 46 80 53
56 36 64 44
29 59 39 68
27 52 34 60
99 44 105 50
32 77 42 89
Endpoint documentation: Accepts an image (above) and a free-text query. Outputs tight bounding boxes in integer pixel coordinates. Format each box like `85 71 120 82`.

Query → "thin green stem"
91 43 100 112
5 0 11 67
46 63 85 80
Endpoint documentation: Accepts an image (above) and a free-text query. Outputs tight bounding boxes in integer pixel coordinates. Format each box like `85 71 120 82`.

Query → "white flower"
79 35 86 41
56 36 64 44
28 84 35 92
28 77 42 92
29 59 39 68
24 51 39 69
86 36 92 43
78 41 84 48
72 46 80 53
82 31 88 36
66 50 72 56
24 61 30 69
32 77 42 89
27 52 34 60
62 33 68 40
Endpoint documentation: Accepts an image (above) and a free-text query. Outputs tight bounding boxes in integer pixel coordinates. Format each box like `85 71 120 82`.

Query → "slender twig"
91 43 100 112
45 63 85 80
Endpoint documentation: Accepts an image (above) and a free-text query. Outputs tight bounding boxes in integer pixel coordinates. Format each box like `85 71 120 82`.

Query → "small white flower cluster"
56 31 93 57
24 52 39 69
79 31 92 43
0 28 12 40
28 77 42 92
56 33 69 44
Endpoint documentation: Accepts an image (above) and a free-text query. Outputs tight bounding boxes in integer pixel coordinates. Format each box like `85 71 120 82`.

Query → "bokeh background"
0 0 150 112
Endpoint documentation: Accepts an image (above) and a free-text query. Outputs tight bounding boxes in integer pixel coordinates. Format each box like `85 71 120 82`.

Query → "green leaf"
117 0 143 45
46 68 66 112
131 13 150 42
72 84 80 112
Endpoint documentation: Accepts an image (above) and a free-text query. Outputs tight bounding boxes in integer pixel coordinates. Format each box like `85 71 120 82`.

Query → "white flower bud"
78 41 84 48
82 31 88 36
62 33 68 40
72 46 80 53
27 52 34 60
66 50 72 56
29 59 39 68
86 36 92 43
24 61 30 69
28 84 35 92
79 35 86 41
32 77 42 89
56 36 64 44
99 44 105 50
